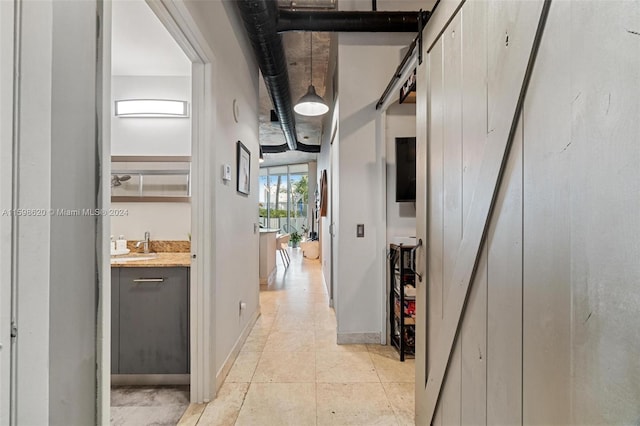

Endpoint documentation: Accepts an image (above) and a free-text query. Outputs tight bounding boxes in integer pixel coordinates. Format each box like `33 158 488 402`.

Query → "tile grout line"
315 351 319 426
231 382 251 426
190 403 207 426
379 381 403 426
231 303 276 425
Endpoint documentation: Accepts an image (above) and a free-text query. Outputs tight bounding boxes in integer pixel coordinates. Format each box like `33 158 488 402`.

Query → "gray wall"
419 0 640 424
336 32 414 342
1 0 99 423
49 1 97 424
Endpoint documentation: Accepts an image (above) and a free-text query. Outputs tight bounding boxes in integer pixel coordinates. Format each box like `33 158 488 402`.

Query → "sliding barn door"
415 0 546 424
417 0 640 424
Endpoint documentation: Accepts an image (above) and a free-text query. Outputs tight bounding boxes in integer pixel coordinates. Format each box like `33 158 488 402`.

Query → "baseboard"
111 374 190 386
259 267 276 287
337 332 381 345
322 270 333 308
214 307 260 393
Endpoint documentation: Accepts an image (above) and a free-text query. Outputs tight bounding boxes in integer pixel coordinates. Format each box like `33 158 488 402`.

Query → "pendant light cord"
309 32 313 86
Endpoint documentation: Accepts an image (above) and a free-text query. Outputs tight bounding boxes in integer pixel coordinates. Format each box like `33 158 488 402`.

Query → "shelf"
393 287 416 301
389 243 417 362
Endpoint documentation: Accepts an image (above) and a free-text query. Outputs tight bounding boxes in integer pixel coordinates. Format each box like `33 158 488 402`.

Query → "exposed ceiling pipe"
235 0 428 154
276 10 428 33
236 0 299 151
262 141 319 153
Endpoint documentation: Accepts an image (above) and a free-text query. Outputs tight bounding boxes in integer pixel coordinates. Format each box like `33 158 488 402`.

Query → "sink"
111 253 158 263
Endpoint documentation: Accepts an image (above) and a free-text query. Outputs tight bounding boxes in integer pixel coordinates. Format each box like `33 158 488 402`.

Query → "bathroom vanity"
111 253 190 379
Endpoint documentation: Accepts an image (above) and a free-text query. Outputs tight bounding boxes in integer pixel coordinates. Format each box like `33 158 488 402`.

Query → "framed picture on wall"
236 141 250 195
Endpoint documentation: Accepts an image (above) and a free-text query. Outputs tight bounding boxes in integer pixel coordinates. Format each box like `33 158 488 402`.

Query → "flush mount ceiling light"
114 99 189 117
294 33 328 117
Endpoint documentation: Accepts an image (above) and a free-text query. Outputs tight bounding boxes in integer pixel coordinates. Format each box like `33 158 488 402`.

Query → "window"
259 163 309 236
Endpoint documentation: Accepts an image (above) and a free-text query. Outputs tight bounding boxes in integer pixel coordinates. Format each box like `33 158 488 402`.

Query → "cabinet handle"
132 278 164 283
410 239 423 282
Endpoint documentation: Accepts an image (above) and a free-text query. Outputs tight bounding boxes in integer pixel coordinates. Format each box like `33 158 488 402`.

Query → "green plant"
258 208 298 218
290 231 302 245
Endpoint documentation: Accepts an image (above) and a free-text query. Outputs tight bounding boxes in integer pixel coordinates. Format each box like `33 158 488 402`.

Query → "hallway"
182 249 415 425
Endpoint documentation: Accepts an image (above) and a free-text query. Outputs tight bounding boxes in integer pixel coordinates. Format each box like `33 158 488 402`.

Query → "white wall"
317 108 336 301
335 32 414 342
385 102 416 243
111 75 191 156
110 76 191 241
182 0 260 392
111 202 190 241
317 35 338 301
317 116 333 298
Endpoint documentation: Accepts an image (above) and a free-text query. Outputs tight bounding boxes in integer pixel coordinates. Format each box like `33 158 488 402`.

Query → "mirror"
111 156 191 202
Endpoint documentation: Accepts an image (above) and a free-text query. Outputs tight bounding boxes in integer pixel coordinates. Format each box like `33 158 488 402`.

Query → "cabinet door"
119 267 189 374
111 268 120 374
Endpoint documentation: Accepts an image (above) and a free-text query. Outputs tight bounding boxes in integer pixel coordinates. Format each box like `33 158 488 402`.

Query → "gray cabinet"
111 267 189 374
111 269 120 374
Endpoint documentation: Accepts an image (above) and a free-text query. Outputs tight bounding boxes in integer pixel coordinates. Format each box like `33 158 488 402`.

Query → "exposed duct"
276 10 429 33
237 0 299 151
262 141 320 153
236 0 427 154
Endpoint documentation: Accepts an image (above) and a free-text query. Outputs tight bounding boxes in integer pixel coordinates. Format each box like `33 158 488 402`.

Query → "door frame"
0 1 15 423
98 1 217 422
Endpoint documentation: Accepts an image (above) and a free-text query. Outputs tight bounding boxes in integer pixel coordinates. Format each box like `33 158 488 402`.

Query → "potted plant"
290 231 302 248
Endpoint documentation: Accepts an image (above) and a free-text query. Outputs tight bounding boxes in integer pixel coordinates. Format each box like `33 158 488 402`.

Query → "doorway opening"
99 0 215 423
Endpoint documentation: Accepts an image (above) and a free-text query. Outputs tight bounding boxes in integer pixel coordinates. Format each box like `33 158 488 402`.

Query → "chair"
281 223 298 234
275 233 291 268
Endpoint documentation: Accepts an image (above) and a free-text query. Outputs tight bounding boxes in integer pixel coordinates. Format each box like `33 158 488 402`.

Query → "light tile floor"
186 248 415 426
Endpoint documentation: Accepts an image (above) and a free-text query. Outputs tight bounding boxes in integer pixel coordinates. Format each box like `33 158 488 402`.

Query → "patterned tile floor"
184 248 415 426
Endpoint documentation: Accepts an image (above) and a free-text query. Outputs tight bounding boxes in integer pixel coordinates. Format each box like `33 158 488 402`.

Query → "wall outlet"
357 224 365 238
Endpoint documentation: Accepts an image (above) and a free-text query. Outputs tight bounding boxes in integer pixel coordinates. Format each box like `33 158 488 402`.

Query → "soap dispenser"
116 235 127 251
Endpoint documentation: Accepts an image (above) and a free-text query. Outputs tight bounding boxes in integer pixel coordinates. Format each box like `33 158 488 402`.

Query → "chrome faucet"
135 231 151 253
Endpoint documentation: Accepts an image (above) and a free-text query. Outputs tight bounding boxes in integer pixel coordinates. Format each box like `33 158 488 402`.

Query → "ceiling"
259 0 337 167
112 0 330 167
259 31 333 167
111 1 190 77
111 0 424 168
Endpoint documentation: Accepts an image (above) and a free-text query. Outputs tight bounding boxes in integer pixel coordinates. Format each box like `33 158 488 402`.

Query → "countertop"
259 228 280 233
110 252 191 268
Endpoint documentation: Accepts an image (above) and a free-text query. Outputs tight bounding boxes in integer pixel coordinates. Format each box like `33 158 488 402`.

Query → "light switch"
357 224 364 238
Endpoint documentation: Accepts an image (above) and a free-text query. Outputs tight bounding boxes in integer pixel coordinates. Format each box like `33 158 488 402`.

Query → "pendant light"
294 32 329 117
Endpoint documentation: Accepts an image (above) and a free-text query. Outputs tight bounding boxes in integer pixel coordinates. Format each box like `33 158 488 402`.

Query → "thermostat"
222 164 232 182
